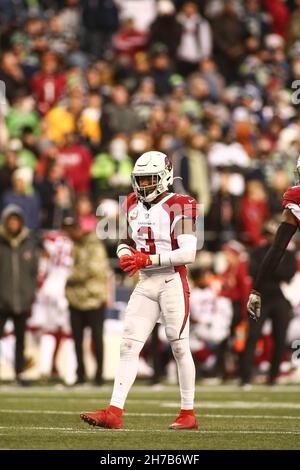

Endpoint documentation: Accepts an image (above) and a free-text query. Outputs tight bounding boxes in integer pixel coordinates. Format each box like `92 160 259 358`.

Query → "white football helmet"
131 151 173 203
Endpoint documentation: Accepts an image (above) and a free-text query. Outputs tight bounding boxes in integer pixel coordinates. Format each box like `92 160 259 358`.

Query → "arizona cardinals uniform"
80 150 199 430
122 191 197 342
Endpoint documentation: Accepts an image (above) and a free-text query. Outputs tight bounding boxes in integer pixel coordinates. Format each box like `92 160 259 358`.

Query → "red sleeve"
164 194 197 222
282 186 300 207
262 0 290 37
122 193 138 217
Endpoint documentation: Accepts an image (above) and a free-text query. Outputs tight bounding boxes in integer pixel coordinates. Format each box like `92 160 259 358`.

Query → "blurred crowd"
1 0 300 386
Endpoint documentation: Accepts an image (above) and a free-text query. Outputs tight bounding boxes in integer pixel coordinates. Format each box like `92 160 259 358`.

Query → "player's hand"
119 254 133 272
122 248 152 277
247 290 261 322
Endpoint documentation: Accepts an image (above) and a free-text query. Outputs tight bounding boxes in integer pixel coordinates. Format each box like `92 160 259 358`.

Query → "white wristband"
116 244 132 258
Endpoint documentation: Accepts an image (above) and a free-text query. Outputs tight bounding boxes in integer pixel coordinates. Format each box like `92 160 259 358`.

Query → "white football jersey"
123 192 197 273
43 231 73 271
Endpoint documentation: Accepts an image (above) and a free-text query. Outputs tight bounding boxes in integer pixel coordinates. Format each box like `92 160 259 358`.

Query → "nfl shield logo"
130 209 138 220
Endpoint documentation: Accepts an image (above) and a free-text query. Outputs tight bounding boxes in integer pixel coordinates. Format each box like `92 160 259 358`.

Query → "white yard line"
163 401 300 409
0 385 299 394
0 425 299 435
2 398 300 408
1 409 300 420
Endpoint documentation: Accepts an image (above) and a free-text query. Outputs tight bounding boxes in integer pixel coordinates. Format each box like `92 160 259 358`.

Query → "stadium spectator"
176 1 212 76
241 219 297 386
113 18 148 65
262 0 290 39
91 134 132 199
0 141 20 199
150 45 174 96
81 0 119 58
115 0 156 32
1 168 41 230
56 132 93 194
239 179 269 247
0 204 39 383
205 172 240 251
243 0 272 47
5 91 40 139
0 51 27 104
149 0 182 57
76 194 97 233
64 217 109 385
101 85 141 144
35 159 74 230
189 267 233 380
212 0 246 82
31 52 66 116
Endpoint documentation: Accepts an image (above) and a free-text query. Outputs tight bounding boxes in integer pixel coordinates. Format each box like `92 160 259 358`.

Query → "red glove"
122 247 152 277
119 254 133 272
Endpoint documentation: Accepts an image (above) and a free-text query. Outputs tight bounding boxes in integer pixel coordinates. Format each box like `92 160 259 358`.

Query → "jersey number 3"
137 227 156 254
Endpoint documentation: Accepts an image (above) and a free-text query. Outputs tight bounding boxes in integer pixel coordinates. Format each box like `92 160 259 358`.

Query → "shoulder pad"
283 186 300 208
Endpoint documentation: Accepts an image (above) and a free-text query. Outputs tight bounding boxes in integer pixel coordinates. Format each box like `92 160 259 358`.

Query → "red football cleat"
80 406 123 429
169 410 199 430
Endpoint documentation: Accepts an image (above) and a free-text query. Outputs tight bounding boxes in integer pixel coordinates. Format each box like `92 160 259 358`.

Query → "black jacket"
249 243 297 299
0 226 39 314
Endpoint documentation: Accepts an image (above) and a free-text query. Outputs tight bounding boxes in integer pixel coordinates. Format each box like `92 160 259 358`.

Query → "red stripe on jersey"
176 266 190 338
122 192 138 216
282 186 300 206
282 186 300 228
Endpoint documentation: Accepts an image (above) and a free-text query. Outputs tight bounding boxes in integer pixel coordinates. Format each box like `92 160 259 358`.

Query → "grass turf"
0 384 299 450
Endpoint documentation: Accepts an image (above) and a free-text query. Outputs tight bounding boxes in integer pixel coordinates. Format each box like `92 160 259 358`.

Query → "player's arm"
117 194 137 270
159 217 197 267
116 231 135 257
116 218 136 273
247 209 297 321
122 206 198 277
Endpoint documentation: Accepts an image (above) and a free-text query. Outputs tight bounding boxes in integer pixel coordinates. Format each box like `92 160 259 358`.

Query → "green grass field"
0 383 300 450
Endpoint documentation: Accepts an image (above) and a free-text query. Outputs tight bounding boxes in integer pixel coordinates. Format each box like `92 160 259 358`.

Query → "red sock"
180 409 195 416
108 405 124 416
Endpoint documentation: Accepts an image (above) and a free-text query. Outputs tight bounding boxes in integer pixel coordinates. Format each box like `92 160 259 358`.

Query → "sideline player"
80 151 199 429
247 158 300 321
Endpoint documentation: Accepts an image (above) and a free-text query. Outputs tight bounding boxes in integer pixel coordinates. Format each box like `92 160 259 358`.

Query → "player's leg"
80 280 160 428
69 307 86 383
240 306 267 385
0 311 8 339
58 307 77 386
59 334 77 385
39 299 57 381
40 333 57 379
12 313 27 379
85 306 105 385
269 297 291 384
110 293 159 407
159 271 198 429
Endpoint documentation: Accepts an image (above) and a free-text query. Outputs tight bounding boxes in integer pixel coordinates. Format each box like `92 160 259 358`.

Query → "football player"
80 151 199 430
37 230 76 385
247 157 300 322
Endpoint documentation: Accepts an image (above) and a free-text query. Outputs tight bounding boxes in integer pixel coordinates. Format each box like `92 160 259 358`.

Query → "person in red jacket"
219 241 252 377
31 52 66 115
239 179 269 247
56 132 92 193
113 17 148 65
221 241 252 324
262 0 290 39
